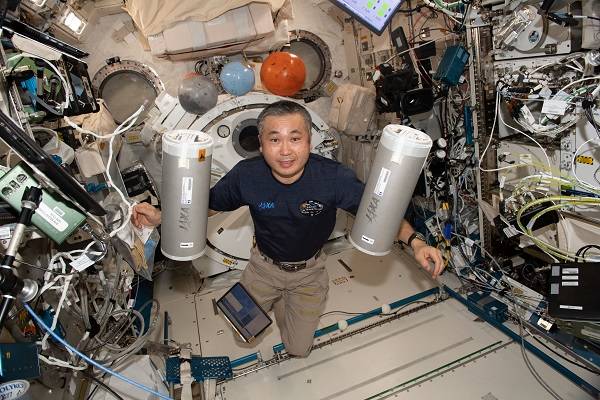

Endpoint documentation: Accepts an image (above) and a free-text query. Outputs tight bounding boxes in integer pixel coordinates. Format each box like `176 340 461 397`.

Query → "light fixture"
61 8 87 35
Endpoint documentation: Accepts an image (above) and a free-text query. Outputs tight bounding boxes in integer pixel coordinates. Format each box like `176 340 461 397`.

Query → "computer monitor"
330 0 405 35
0 110 106 216
2 16 89 59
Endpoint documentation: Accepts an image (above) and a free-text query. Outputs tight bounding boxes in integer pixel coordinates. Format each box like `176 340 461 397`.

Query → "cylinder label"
361 235 375 245
181 177 193 205
180 242 194 248
374 167 391 197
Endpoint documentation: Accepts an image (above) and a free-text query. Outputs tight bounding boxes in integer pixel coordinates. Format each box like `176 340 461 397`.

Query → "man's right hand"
131 203 161 228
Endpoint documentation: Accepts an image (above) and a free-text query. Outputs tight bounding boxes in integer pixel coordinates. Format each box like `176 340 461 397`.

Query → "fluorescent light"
29 0 47 6
62 9 87 35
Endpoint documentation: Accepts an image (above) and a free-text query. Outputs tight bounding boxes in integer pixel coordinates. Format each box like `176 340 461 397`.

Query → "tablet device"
216 282 272 343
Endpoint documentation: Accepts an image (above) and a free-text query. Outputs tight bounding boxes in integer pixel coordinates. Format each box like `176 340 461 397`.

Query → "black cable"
84 373 125 400
530 335 600 375
0 253 78 276
320 300 432 318
458 3 471 32
584 107 600 140
575 244 600 261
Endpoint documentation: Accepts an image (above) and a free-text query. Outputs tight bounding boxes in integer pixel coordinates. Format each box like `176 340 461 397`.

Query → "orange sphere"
260 52 306 97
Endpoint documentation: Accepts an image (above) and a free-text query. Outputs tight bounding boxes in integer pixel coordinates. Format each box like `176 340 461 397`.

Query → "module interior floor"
153 242 600 399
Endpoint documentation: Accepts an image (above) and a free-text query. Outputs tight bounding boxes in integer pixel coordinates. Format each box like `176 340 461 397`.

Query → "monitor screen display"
330 0 404 35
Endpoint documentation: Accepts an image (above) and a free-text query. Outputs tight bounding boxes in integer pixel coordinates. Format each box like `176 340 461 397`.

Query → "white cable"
25 303 172 400
41 273 72 350
5 149 13 168
479 91 528 172
64 105 144 236
497 103 552 172
7 53 71 111
38 354 87 371
558 76 600 93
571 137 600 191
105 106 144 237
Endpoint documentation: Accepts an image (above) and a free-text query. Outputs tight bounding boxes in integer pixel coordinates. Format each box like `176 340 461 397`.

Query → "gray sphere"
177 74 218 115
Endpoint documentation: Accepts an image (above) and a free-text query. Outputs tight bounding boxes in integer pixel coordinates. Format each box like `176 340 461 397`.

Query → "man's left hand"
412 241 445 279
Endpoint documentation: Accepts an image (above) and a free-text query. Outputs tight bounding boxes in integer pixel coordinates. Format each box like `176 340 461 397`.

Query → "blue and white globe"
219 62 255 96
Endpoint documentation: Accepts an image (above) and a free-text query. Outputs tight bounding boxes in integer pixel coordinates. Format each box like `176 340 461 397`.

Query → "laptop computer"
216 282 272 343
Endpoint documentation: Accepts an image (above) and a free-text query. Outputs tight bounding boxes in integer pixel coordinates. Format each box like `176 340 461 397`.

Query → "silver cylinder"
161 130 213 261
349 125 432 256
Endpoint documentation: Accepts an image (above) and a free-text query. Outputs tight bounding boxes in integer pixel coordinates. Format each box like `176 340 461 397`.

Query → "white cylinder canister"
161 130 213 261
349 125 432 256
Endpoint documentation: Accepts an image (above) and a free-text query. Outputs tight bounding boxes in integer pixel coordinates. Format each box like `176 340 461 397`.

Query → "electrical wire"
320 301 431 318
571 137 600 191
452 234 569 399
24 303 172 400
6 53 71 112
84 373 126 400
528 334 600 375
65 105 145 237
384 34 454 64
479 91 528 172
0 253 77 275
497 102 552 173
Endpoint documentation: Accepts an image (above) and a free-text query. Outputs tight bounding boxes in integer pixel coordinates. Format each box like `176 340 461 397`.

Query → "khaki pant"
240 246 329 357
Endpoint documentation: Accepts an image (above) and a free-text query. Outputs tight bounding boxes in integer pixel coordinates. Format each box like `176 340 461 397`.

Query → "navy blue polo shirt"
209 154 364 262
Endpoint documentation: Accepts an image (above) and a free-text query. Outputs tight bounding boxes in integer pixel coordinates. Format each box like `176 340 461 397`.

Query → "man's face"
259 113 311 184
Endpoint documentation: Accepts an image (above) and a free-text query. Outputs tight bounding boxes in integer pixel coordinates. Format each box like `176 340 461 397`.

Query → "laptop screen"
217 283 272 342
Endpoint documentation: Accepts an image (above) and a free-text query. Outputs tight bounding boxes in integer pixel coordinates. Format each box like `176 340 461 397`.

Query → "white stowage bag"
125 0 285 37
328 83 376 136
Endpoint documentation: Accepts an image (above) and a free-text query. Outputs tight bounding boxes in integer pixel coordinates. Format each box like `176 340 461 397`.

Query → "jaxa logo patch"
258 201 275 210
299 200 324 216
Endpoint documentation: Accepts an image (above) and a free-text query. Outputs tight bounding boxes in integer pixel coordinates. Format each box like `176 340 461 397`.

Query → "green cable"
515 196 600 260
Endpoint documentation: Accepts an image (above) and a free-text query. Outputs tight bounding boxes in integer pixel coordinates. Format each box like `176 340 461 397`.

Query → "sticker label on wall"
561 281 578 287
374 167 391 197
181 177 193 205
70 254 96 272
180 242 194 248
541 99 567 116
560 304 583 310
561 275 578 281
503 226 519 238
562 267 578 274
178 158 190 169
361 235 375 245
37 203 68 232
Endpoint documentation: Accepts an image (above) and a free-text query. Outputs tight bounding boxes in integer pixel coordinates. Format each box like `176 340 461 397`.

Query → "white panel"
218 298 598 400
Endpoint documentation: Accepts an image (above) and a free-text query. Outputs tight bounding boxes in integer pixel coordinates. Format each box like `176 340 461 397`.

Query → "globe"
260 52 306 97
220 61 255 96
177 73 218 114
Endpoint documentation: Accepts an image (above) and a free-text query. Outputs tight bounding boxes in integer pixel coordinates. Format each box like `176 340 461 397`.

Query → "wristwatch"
406 232 426 248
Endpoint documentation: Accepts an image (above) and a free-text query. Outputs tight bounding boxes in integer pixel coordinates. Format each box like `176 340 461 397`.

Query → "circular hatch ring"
279 30 332 101
92 58 164 124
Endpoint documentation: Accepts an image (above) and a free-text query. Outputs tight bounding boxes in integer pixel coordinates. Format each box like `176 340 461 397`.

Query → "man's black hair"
257 100 312 135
